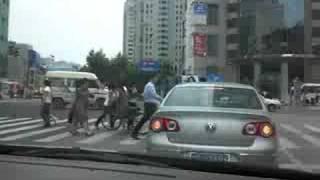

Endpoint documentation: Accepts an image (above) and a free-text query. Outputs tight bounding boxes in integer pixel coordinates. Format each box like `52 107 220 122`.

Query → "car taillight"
243 122 275 138
150 118 180 132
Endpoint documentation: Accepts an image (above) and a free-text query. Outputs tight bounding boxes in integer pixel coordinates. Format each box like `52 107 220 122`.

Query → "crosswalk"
0 117 143 147
1 116 320 153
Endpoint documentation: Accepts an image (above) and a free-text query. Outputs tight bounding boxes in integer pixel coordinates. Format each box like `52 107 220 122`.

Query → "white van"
45 71 107 109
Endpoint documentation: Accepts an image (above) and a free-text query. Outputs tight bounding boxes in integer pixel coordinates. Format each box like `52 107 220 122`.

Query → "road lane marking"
304 124 320 134
281 124 320 147
0 117 9 120
0 118 32 124
0 126 65 141
0 119 43 129
279 137 299 150
34 119 97 143
77 131 116 144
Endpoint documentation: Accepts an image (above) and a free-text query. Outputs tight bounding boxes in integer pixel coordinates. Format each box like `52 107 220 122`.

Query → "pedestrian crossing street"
0 116 320 153
0 117 142 147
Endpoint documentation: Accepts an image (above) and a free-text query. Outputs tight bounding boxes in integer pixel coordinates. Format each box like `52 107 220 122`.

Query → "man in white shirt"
131 76 163 139
41 80 52 128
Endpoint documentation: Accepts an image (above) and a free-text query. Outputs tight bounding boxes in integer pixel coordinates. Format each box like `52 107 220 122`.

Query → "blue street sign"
193 2 208 15
28 50 40 68
207 73 224 82
138 59 161 72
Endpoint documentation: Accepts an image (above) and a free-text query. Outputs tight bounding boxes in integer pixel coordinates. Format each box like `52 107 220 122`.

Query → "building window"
227 34 239 44
207 4 219 25
207 35 218 56
313 27 320 37
227 50 239 58
313 10 320 20
227 18 238 28
227 3 239 13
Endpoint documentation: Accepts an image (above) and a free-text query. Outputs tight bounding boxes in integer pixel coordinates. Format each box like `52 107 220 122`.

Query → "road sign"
138 60 160 72
207 73 224 82
193 2 208 15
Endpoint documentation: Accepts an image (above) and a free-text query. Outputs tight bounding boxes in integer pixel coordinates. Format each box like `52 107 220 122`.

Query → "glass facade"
239 0 304 56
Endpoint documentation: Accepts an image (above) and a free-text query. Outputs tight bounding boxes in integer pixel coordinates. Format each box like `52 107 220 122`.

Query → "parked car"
146 83 278 168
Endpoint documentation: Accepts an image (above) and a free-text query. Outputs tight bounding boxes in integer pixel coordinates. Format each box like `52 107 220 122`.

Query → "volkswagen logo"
206 122 217 132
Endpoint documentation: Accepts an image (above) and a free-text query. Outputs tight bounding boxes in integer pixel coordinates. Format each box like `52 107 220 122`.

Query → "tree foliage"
81 49 176 90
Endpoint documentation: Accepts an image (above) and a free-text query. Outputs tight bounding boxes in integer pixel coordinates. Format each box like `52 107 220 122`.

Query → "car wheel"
52 98 65 109
268 104 277 112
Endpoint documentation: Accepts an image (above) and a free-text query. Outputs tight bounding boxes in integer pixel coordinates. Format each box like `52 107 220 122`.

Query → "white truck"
45 71 107 109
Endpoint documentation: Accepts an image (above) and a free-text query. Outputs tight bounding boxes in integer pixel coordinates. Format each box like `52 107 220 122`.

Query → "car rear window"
164 87 263 110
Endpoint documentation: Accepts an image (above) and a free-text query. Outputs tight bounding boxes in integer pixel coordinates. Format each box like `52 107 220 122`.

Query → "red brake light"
150 118 180 132
243 122 275 138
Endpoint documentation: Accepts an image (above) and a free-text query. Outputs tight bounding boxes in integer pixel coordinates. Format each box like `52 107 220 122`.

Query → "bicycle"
98 101 143 133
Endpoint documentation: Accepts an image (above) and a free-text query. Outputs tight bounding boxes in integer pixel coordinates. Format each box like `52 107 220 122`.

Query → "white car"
260 95 281 112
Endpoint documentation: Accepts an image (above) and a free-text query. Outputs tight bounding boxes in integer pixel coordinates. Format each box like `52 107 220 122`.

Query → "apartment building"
123 0 187 74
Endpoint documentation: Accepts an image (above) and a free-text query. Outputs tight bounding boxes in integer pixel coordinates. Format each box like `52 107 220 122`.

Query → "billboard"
193 2 208 15
138 59 161 72
207 73 224 82
193 33 208 57
192 2 208 25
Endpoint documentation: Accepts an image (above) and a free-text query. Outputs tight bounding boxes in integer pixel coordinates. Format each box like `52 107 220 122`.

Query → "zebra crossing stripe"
281 124 320 147
0 119 42 129
0 119 68 136
77 131 117 144
279 137 299 150
119 138 140 145
0 117 9 120
0 126 66 141
35 132 71 143
304 124 320 133
0 124 43 135
0 118 32 124
33 119 97 143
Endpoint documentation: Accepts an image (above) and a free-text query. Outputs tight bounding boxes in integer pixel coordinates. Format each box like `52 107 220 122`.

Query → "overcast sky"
9 0 126 65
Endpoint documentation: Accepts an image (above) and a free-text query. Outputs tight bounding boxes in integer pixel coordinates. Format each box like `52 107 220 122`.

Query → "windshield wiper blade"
0 144 319 180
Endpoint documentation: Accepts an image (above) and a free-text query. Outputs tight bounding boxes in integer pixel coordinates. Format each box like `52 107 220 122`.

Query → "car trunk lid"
155 107 270 147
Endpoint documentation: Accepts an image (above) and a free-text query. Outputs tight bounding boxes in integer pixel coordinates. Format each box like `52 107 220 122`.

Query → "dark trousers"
132 102 158 136
96 106 112 126
41 103 51 126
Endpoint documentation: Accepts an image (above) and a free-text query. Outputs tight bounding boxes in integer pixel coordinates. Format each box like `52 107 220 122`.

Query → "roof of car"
175 82 256 90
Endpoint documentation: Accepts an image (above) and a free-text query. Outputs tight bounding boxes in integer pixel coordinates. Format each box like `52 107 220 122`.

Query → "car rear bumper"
146 133 278 167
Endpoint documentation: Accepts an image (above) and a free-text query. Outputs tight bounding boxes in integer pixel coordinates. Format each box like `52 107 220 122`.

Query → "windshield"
164 87 263 109
0 0 319 178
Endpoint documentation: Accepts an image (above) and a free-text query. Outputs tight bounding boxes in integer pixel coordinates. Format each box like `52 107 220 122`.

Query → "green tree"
81 49 110 82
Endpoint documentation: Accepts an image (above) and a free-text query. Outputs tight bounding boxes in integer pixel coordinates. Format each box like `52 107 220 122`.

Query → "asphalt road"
1 99 320 173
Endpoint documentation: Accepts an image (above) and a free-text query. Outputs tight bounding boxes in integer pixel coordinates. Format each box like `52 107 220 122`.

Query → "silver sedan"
146 83 278 167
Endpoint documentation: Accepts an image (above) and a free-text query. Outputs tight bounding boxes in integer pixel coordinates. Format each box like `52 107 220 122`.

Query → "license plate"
190 153 231 162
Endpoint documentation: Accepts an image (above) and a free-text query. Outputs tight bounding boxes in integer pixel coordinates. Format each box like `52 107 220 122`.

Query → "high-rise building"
0 0 10 77
185 0 240 78
123 0 187 74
